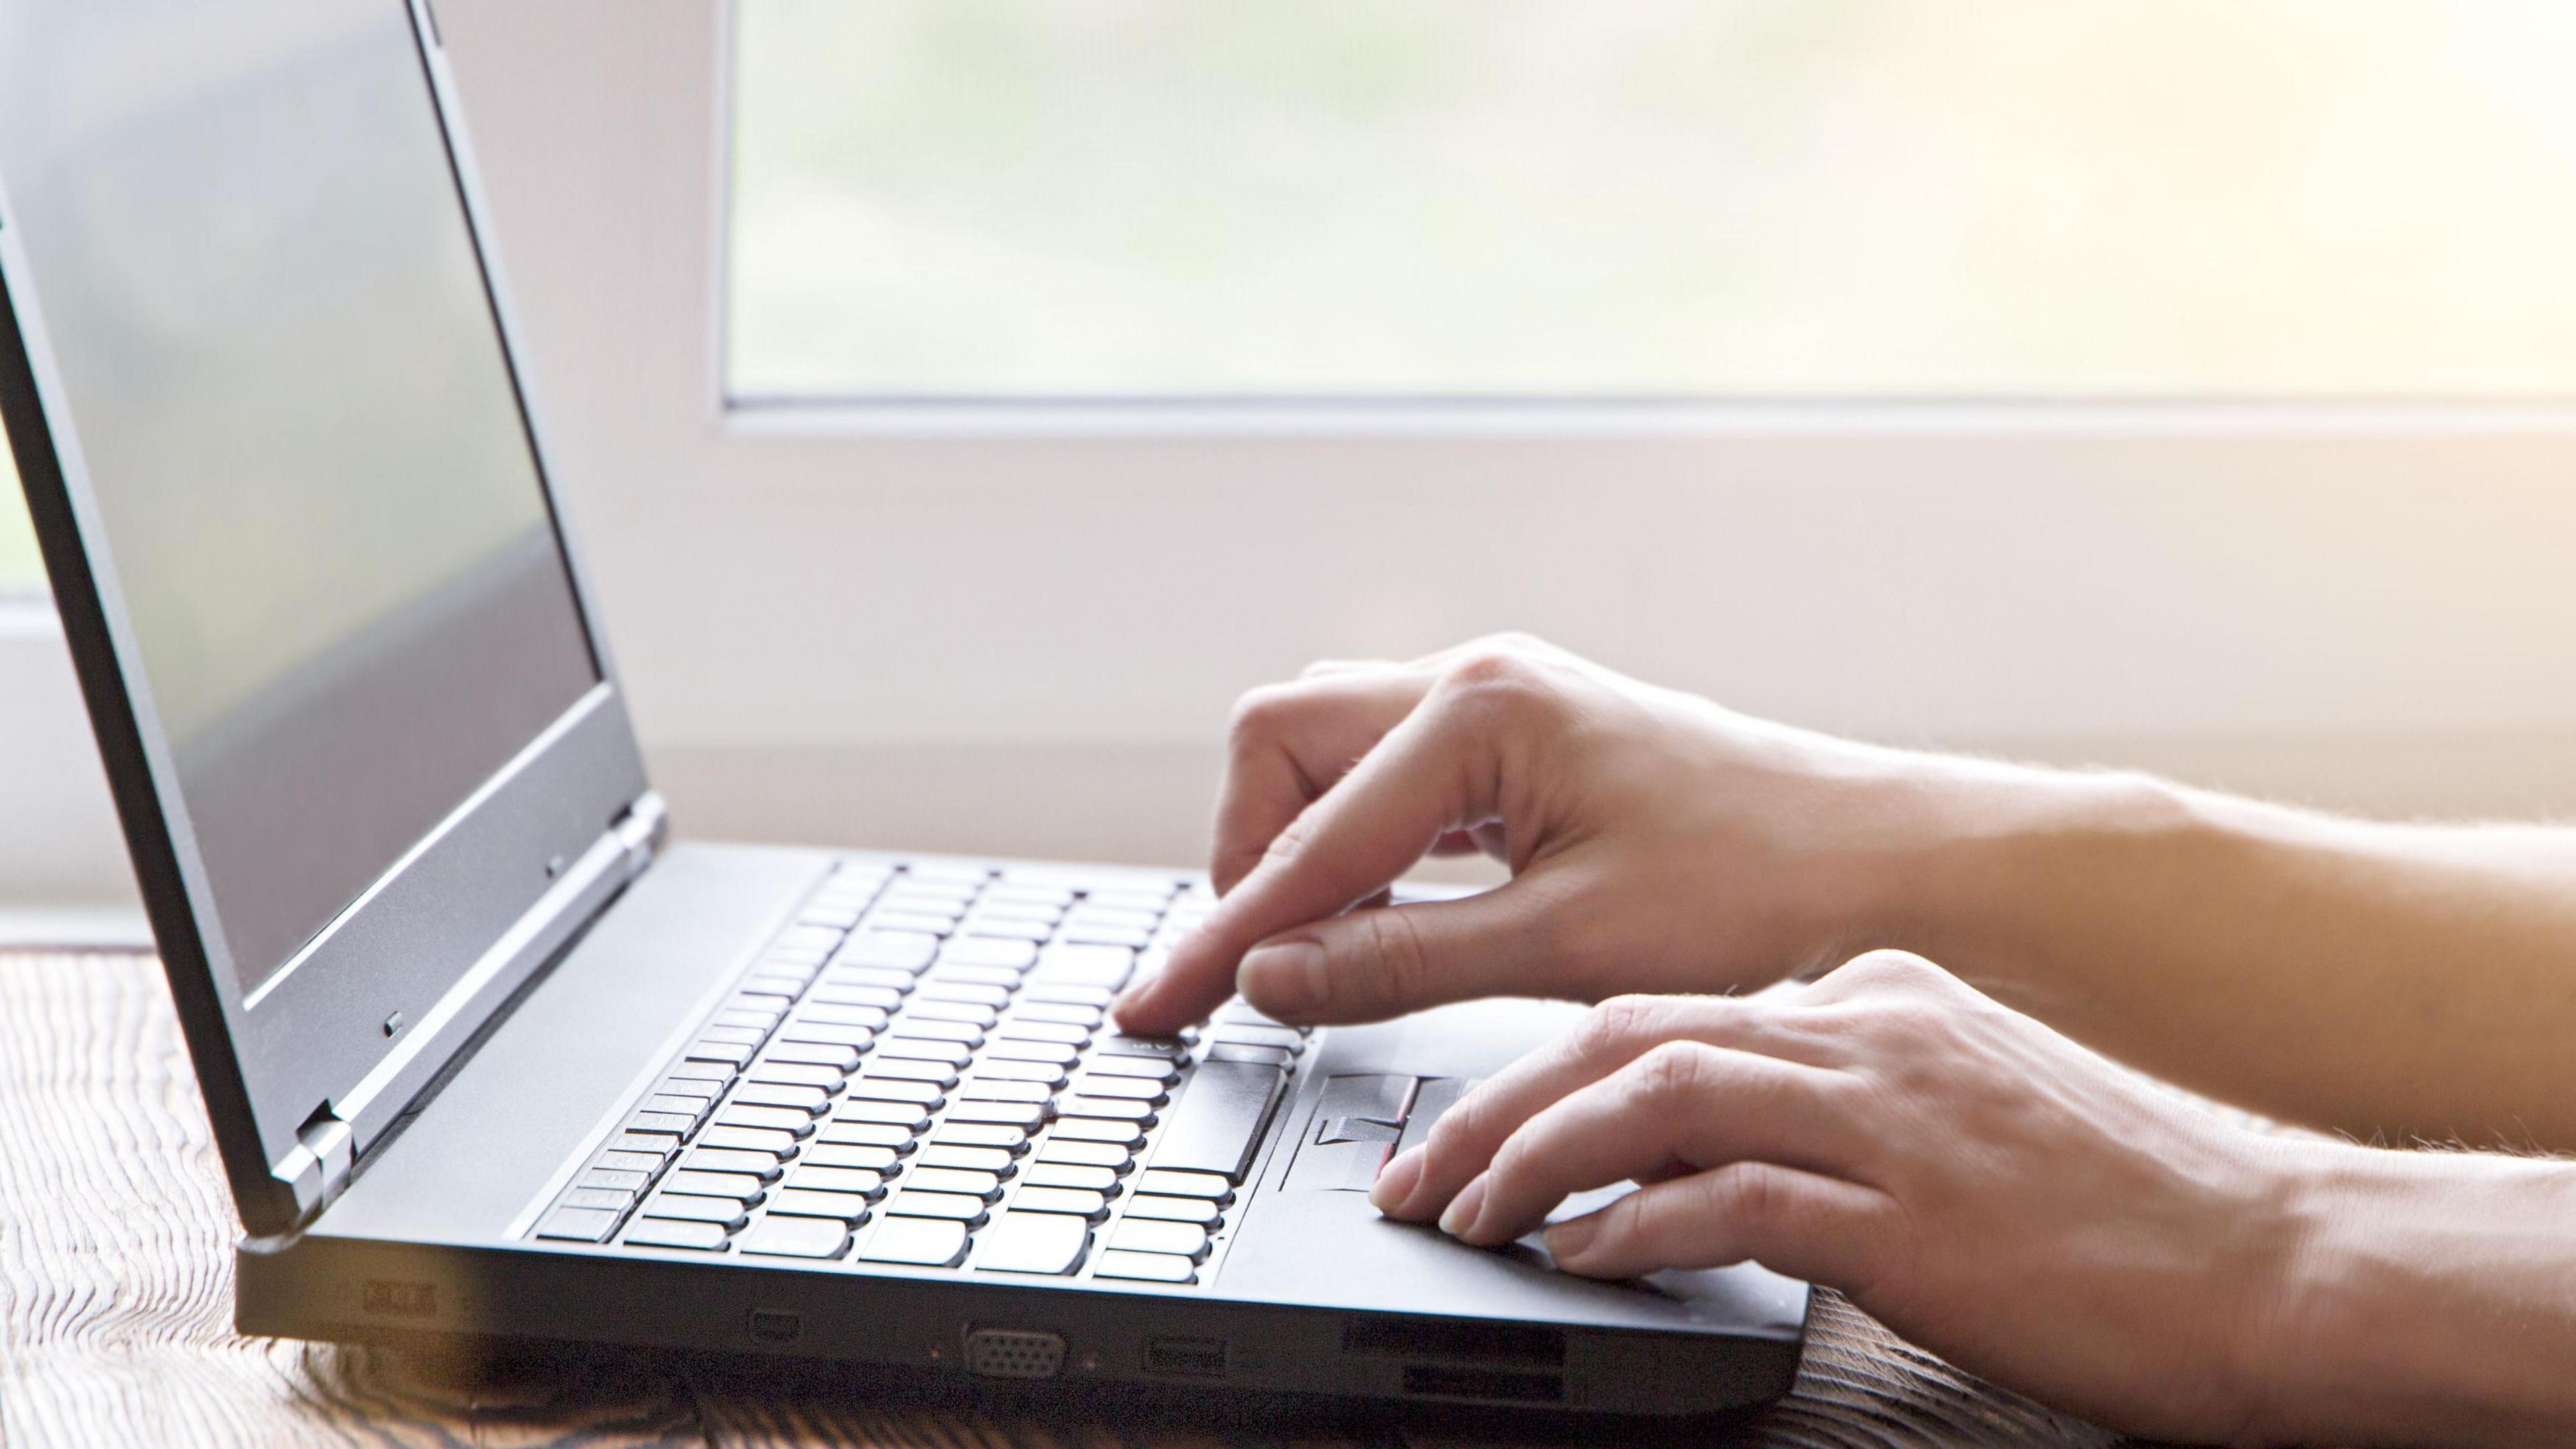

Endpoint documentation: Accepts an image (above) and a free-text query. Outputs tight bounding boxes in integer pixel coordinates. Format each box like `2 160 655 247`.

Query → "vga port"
963 1327 1066 1379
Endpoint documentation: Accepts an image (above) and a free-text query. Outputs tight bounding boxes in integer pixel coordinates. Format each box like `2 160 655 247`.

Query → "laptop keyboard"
527 859 1314 1286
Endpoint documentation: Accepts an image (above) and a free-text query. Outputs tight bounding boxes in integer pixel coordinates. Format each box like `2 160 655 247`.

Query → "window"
0 447 41 596
727 0 2576 405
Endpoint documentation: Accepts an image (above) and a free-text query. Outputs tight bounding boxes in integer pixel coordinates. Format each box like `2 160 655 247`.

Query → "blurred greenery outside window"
728 0 2576 402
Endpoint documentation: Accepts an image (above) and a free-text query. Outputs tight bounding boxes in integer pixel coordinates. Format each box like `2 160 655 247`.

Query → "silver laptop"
0 0 1807 1432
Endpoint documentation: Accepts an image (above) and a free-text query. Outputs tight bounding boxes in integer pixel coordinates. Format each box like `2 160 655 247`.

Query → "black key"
974 1210 1090 1275
536 1205 621 1242
1148 1061 1287 1181
624 1217 731 1250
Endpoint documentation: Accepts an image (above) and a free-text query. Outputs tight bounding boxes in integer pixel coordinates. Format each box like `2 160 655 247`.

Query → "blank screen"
0 1 599 996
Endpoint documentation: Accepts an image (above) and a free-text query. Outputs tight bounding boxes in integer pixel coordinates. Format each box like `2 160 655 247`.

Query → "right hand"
1112 633 1941 1034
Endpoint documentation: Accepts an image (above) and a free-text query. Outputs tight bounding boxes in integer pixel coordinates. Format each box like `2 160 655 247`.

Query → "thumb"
1236 883 1566 1026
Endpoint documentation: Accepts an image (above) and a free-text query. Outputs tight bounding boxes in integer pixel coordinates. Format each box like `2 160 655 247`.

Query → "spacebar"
1150 1061 1288 1181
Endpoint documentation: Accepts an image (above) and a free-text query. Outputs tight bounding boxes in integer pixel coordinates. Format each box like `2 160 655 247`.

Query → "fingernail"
1544 1215 1599 1263
1438 1174 1489 1240
1238 940 1328 1016
1370 1147 1424 1215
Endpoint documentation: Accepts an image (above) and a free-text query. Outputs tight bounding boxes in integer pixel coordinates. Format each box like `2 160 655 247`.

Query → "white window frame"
15 0 2576 918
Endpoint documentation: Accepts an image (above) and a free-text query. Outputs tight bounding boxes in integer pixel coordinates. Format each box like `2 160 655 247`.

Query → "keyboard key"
719 1105 819 1136
739 1215 851 1260
776 924 847 954
667 1057 735 1083
582 1167 652 1193
959 1079 1051 1105
847 1077 945 1108
905 1167 1004 1200
768 1188 874 1224
778 1022 875 1050
1066 906 1159 932
537 1206 622 1242
1149 1061 1286 1181
1061 924 1151 950
759 1044 862 1073
1087 888 1175 912
875 1036 974 1067
826 966 917 993
1022 1162 1118 1192
1212 1026 1304 1052
914 980 1010 1007
685 1148 784 1181
1124 1195 1222 1227
1010 1186 1110 1220
890 1019 985 1045
1032 945 1136 989
626 1111 696 1136
938 936 1040 971
1012 1001 1104 1028
1215 1001 1303 1031
806 1142 902 1171
608 1131 680 1158
685 1039 755 1067
865 1056 960 1086
1018 983 1114 1008
663 1170 767 1203
975 1210 1091 1275
918 1144 1017 1175
743 973 809 998
789 1164 888 1197
932 1122 1030 1152
820 1120 916 1150
996 1020 1089 1046
1037 1139 1134 1171
1093 1034 1191 1061
1205 1043 1296 1069
809 983 903 1011
908 999 1001 1028
624 1217 731 1250
983 1040 1080 1067
696 1125 798 1157
858 1215 971 1267
961 916 1051 942
835 930 940 971
1051 1118 1147 1148
1093 1249 1197 1284
928 965 1021 989
983 883 1075 909
949 1101 1048 1130
969 1059 1069 1087
1071 1075 1168 1104
1110 1219 1210 1260
835 1099 932 1130
713 1008 780 1031
596 1149 666 1175
653 1075 722 1100
884 1189 989 1225
731 1081 830 1113
798 903 864 931
868 910 958 936
644 1195 749 1229
1061 1097 1155 1125
730 991 794 1016
801 1003 890 1030
971 900 1062 925
1082 1055 1181 1084
1136 1169 1233 1202
877 892 969 920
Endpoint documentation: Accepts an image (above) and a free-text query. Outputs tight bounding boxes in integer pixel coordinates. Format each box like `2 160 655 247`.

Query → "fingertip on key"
1370 1146 1424 1216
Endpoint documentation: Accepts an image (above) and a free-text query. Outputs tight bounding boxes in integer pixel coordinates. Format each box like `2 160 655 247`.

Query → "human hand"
1370 950 2319 1442
1114 633 1950 1035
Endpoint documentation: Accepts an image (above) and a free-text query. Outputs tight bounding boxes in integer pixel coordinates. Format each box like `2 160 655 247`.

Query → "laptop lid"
0 0 656 1236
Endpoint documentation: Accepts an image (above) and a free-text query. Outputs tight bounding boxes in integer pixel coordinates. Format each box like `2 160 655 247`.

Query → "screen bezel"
0 0 651 1235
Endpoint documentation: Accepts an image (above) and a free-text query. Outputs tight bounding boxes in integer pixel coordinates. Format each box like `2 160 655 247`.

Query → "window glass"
729 0 2576 402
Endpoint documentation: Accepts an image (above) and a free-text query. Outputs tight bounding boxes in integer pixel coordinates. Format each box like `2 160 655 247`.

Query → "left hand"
1369 949 2318 1442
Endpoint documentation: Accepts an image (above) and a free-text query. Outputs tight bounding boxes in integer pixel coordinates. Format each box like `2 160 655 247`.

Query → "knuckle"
1834 949 1945 991
1258 810 1318 870
1628 1040 1719 1106
1707 1161 1787 1228
1224 684 1300 751
1358 909 1434 1010
1576 994 1669 1060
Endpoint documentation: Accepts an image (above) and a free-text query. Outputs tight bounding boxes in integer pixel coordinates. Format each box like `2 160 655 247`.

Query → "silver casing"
0 1 1809 1430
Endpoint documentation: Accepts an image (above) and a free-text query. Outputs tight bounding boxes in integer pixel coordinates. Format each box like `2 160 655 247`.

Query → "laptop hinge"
264 791 669 1229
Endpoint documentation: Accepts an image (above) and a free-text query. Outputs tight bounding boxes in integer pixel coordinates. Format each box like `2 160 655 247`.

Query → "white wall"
9 0 2576 934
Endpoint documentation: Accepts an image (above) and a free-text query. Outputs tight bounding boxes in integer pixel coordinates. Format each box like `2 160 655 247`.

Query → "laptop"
0 0 1807 1432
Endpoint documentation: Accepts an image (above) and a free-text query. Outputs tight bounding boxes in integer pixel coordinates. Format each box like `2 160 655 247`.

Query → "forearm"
1845 756 2576 1149
2253 1142 2576 1445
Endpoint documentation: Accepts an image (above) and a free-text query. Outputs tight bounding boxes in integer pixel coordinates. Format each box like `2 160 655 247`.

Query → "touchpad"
1285 1073 1477 1191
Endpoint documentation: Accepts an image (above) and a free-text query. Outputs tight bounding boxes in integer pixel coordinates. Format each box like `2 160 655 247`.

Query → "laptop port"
1399 1364 1566 1403
1144 1335 1228 1377
963 1327 1066 1379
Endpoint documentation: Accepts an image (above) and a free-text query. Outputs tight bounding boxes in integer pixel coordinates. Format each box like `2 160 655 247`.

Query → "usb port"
1144 1335 1228 1377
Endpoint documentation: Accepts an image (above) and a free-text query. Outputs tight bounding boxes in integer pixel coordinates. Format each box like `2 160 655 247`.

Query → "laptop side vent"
1342 1316 1567 1367
1398 1364 1566 1404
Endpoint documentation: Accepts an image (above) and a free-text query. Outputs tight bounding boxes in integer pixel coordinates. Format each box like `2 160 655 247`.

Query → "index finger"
1114 683 1503 1033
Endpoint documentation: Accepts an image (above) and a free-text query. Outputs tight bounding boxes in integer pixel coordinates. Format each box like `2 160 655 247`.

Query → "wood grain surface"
0 951 2123 1448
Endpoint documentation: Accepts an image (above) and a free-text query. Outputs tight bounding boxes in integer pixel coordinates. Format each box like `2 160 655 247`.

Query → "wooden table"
0 951 2126 1447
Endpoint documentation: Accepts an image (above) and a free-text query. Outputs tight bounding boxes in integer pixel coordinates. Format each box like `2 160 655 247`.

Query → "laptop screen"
0 1 599 997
